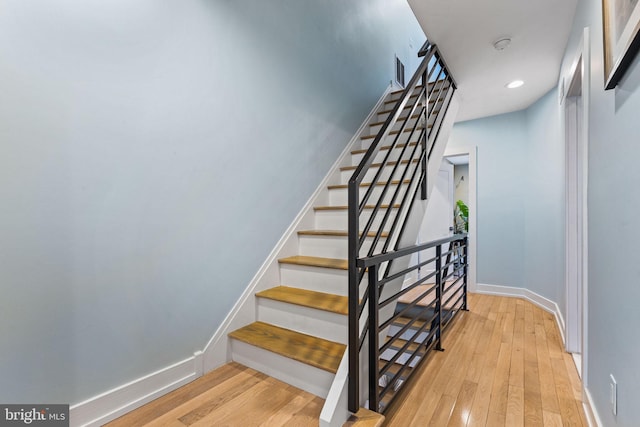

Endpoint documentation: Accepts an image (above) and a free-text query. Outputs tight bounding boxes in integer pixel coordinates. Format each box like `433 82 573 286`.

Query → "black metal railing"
361 234 468 412
347 40 458 413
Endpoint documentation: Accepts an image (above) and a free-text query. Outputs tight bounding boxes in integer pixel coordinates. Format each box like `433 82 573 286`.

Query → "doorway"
563 28 589 381
444 148 477 292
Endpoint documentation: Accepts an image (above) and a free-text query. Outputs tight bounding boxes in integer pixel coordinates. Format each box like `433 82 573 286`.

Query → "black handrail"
347 42 459 413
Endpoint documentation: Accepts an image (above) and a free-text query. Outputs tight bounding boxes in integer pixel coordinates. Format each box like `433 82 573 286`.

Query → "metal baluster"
435 244 444 351
368 264 380 412
463 236 469 311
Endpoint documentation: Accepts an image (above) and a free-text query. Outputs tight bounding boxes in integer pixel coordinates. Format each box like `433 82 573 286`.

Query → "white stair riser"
388 87 425 102
386 92 446 107
360 131 422 149
376 109 423 124
279 264 369 299
351 145 423 166
367 115 438 140
314 209 398 231
298 234 385 259
340 162 420 184
230 340 335 398
367 117 421 136
257 298 347 344
328 184 411 206
375 101 444 124
280 263 349 295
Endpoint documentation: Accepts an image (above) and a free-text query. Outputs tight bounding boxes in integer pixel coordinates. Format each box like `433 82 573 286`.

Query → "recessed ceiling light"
506 80 524 89
493 38 512 51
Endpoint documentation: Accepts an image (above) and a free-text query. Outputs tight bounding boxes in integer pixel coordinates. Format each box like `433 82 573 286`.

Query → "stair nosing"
229 321 345 373
314 204 401 211
389 81 450 96
351 142 418 155
256 286 348 315
297 229 389 238
327 179 412 190
340 159 418 172
360 125 433 140
278 255 348 270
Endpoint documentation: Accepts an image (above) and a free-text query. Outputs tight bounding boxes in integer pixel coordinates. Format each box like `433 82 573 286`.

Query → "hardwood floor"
384 293 587 426
105 293 586 426
105 362 323 427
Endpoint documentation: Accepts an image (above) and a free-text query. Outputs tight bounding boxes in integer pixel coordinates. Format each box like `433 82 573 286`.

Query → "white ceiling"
408 0 578 122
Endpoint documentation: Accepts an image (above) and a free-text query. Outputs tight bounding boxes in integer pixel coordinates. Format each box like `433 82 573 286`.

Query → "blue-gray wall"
560 0 640 424
448 89 565 314
448 111 528 288
450 0 640 420
524 90 565 314
0 0 425 404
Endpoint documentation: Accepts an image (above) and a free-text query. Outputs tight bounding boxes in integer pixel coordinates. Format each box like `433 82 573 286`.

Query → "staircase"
226 43 459 426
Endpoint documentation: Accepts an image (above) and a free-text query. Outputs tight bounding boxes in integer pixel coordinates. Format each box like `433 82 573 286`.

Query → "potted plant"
453 200 468 234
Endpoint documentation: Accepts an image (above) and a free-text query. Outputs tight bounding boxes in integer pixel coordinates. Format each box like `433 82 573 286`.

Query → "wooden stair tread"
382 96 438 107
389 81 449 96
392 316 429 329
256 286 348 315
343 408 385 427
340 159 418 172
351 142 418 155
361 125 432 140
229 321 345 373
278 255 348 270
378 106 441 116
298 229 389 238
385 337 422 353
328 179 412 190
314 204 400 211
384 93 419 104
370 114 421 126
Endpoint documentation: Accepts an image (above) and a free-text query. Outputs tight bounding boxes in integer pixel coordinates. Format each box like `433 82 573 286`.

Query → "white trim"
319 352 350 427
444 146 477 293
202 84 397 372
561 26 590 385
580 26 591 390
474 284 566 347
70 352 202 427
583 386 604 427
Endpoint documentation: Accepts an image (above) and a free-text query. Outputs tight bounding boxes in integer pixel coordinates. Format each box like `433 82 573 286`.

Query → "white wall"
0 0 425 405
559 0 640 424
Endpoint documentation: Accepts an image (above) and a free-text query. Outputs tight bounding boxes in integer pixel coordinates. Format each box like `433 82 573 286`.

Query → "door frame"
561 27 590 384
444 146 477 293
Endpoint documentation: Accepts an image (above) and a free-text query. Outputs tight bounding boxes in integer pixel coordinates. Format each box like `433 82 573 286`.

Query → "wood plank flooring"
104 362 323 427
384 293 588 426
105 293 587 427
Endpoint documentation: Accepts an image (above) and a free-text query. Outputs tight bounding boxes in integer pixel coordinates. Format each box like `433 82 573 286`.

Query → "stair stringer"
319 91 460 426
201 85 397 374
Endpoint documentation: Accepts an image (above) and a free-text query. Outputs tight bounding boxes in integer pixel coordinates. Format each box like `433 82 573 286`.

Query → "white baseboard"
70 351 203 427
583 387 603 427
474 283 566 348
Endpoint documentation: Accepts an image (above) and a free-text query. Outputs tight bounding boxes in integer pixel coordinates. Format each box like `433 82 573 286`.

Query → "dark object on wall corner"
602 0 640 89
